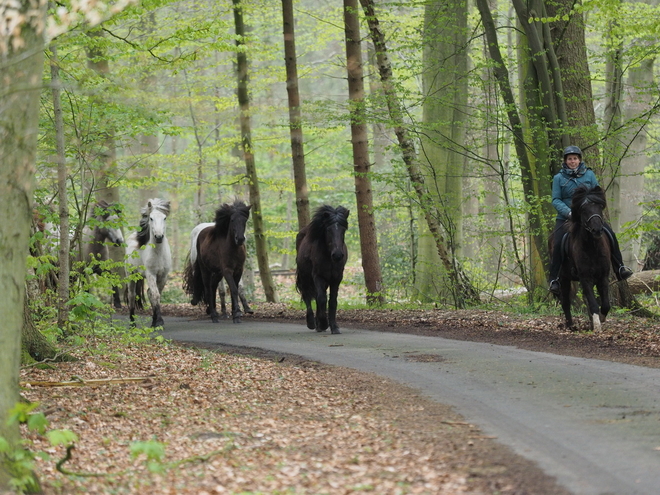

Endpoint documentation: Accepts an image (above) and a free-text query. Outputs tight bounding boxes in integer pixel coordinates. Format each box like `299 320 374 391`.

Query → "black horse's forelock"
571 185 607 213
213 200 250 236
308 205 349 238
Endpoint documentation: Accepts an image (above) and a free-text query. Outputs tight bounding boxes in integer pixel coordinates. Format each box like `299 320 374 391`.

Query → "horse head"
215 200 251 246
571 185 606 239
145 199 170 244
92 201 124 246
314 205 349 262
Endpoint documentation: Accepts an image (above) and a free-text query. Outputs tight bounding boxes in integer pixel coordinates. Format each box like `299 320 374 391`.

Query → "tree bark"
50 44 71 329
22 294 74 363
359 0 479 307
281 0 310 230
344 0 385 305
0 1 47 490
233 0 278 302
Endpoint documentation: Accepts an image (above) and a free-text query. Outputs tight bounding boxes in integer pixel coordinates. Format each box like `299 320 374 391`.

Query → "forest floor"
20 301 660 494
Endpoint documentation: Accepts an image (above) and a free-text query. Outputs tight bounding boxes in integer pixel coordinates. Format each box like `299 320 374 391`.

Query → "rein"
580 198 604 236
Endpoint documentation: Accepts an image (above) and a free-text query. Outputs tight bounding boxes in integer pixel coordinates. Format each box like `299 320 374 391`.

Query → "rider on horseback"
548 146 633 295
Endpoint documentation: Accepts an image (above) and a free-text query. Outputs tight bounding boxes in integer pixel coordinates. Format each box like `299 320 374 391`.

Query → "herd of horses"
61 184 614 333
72 198 350 333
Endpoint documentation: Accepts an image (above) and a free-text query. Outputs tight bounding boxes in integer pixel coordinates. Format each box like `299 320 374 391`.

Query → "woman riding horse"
548 146 633 295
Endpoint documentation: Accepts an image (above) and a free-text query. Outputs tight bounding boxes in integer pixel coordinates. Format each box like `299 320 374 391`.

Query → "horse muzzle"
154 235 164 244
331 251 344 263
235 235 246 246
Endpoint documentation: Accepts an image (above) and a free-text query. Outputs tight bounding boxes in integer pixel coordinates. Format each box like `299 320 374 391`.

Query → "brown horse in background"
295 205 349 334
183 200 251 323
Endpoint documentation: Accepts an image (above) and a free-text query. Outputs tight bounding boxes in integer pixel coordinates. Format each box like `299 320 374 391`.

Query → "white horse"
126 198 171 327
188 222 252 317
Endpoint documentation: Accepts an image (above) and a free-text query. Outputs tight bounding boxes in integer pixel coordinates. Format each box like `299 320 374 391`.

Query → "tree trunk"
0 1 46 490
359 0 479 307
233 0 278 302
50 44 71 329
414 0 469 302
22 294 74 363
344 0 385 305
281 0 310 230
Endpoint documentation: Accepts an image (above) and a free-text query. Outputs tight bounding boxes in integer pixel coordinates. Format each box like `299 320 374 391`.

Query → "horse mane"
92 200 122 221
213 200 250 236
307 205 349 240
571 185 606 222
136 198 170 247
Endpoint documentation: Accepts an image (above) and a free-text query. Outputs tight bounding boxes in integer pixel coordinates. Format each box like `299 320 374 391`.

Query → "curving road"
157 317 660 495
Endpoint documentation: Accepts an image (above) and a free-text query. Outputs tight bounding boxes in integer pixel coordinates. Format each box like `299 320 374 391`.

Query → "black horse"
295 205 349 334
183 200 251 323
555 185 611 331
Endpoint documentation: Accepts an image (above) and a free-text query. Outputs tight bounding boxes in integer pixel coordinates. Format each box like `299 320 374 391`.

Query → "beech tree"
0 1 48 489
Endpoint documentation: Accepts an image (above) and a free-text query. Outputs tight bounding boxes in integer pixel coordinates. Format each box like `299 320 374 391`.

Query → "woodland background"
26 0 660 316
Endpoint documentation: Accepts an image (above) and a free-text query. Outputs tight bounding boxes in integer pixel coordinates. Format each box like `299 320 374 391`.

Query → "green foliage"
1 403 77 494
130 440 167 473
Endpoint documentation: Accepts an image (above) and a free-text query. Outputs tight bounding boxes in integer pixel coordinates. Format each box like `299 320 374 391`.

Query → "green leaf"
27 413 48 435
46 429 78 447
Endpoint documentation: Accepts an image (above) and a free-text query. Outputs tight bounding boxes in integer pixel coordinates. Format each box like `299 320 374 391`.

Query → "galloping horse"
187 222 253 318
295 205 349 334
125 198 172 327
555 185 611 331
183 200 251 323
81 200 125 308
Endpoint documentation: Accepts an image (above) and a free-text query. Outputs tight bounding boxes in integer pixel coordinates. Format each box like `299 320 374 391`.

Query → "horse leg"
127 280 137 327
328 282 341 335
218 279 228 318
596 276 611 325
580 281 601 332
315 278 329 331
112 284 122 309
225 272 243 324
302 292 315 330
202 272 220 323
146 273 164 328
559 278 574 330
239 283 253 314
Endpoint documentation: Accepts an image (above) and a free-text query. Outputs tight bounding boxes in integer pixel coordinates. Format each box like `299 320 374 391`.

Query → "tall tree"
343 0 385 305
0 0 47 489
415 0 469 302
281 0 310 230
233 0 278 302
360 0 479 306
50 44 71 328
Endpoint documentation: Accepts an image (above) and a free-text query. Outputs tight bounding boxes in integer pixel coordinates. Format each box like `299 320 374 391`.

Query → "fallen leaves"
20 334 568 494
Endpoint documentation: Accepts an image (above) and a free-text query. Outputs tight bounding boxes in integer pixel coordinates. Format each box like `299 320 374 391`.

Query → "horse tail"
182 254 204 305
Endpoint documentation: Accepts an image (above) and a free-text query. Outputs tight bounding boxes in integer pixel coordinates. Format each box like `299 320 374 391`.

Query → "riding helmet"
563 145 582 159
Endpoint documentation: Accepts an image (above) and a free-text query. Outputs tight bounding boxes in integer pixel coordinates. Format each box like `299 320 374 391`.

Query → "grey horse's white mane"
142 198 170 217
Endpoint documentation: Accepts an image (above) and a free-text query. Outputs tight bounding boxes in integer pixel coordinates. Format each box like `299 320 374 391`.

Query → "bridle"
580 198 604 236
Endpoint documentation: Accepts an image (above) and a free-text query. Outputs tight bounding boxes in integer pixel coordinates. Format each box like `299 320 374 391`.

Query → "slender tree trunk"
233 0 278 302
50 44 71 329
359 0 479 307
281 0 310 230
0 1 46 490
344 0 384 305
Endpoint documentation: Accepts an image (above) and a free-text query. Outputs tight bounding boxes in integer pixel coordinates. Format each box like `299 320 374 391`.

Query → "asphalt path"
155 316 660 495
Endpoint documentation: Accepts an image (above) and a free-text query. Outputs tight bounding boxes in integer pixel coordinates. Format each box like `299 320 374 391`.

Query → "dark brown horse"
295 205 349 334
555 185 611 331
183 200 251 323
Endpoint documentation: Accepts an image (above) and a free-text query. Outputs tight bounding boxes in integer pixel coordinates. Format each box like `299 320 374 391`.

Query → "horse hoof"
331 329 341 335
233 318 242 324
245 309 254 314
306 315 315 330
316 327 326 333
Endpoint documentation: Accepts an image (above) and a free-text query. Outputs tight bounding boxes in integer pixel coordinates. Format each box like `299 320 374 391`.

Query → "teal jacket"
551 162 599 221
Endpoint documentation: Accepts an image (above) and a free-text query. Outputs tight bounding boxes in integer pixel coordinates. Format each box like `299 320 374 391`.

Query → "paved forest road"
158 317 660 495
